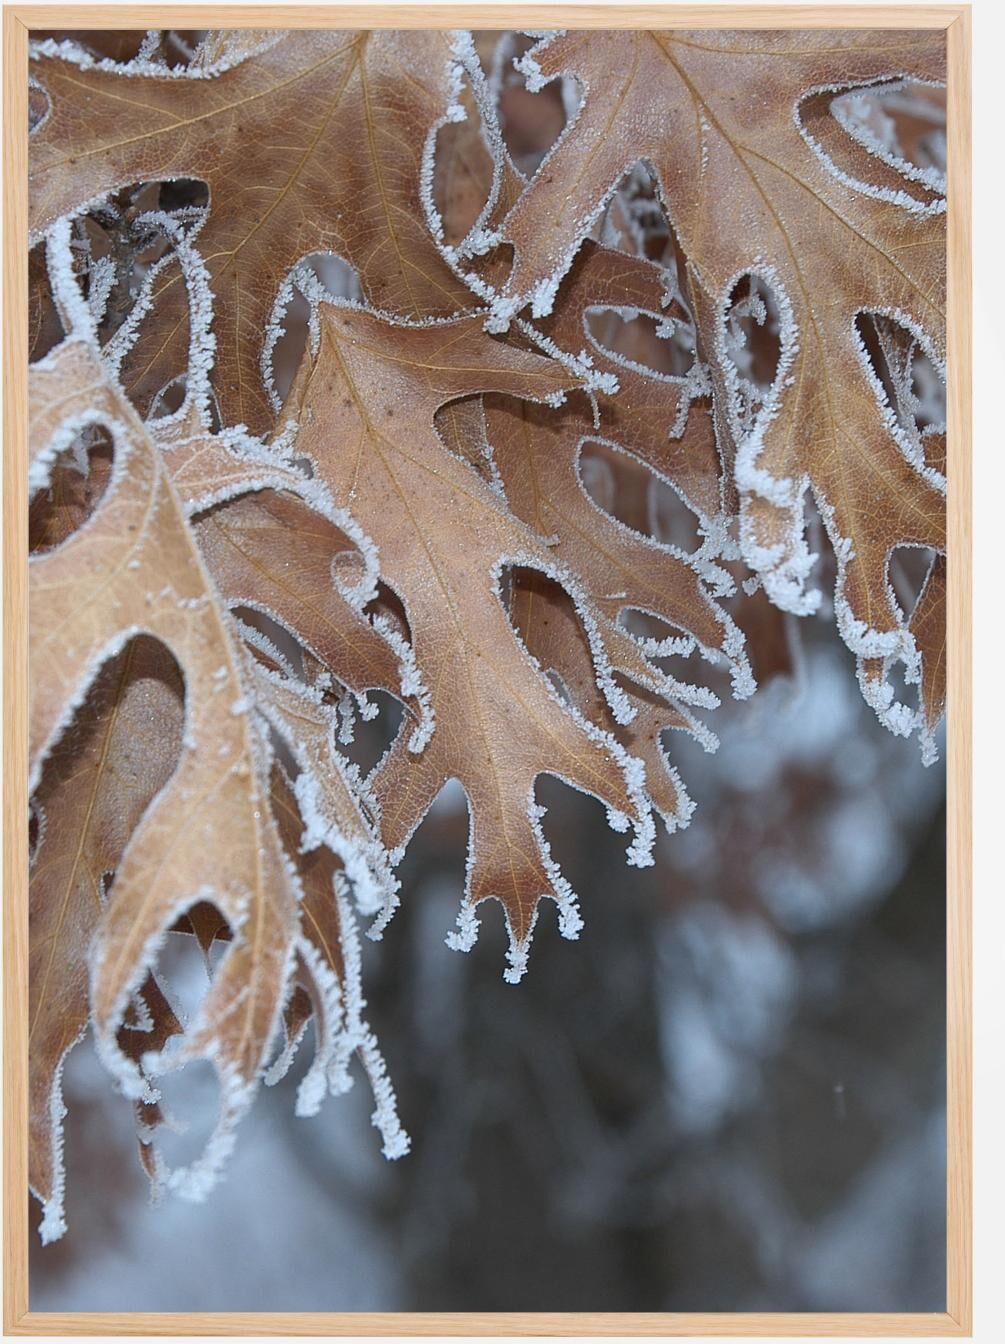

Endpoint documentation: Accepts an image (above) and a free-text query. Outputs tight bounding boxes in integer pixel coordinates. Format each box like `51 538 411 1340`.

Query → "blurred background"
29 29 947 1315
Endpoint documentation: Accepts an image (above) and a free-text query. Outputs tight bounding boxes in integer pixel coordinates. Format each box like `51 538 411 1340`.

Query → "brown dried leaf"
283 304 659 978
29 31 476 432
494 31 946 743
30 330 302 1207
28 636 184 1240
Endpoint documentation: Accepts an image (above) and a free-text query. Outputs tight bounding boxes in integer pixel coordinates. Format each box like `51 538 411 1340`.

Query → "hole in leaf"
157 178 210 213
231 605 307 680
367 582 412 646
28 82 50 133
154 31 207 68
67 179 210 358
578 445 617 515
152 907 224 1022
831 81 946 181
579 441 701 551
270 253 361 404
172 900 231 950
731 585 798 690
271 287 310 406
433 75 494 247
503 567 613 714
798 81 945 212
855 311 945 447
52 30 151 61
889 545 936 621
28 805 41 865
340 690 405 779
586 308 697 379
148 375 188 420
149 1055 223 1173
593 160 689 275
533 772 637 904
310 252 361 300
29 243 64 363
620 609 731 698
620 608 694 651
881 655 916 715
498 35 579 175
648 479 703 554
722 273 784 435
911 356 945 432
29 421 115 553
135 903 237 1166
796 491 835 609
724 275 782 395
52 30 207 68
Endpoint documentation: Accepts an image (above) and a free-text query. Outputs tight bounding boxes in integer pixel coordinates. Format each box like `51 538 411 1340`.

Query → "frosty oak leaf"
491 30 947 749
281 302 667 980
29 30 477 432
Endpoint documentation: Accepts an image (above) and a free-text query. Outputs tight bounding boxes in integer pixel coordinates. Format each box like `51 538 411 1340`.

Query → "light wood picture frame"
3 5 972 1335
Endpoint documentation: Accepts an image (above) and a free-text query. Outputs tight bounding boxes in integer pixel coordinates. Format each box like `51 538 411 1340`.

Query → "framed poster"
3 5 972 1335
